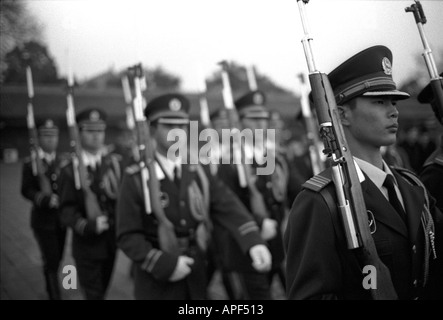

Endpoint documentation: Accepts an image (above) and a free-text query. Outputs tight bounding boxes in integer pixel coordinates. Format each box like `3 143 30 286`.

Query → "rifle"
129 63 180 255
199 79 211 128
296 0 397 299
65 70 103 220
246 65 258 91
121 75 140 162
218 60 269 221
25 66 52 195
297 72 325 175
405 0 443 123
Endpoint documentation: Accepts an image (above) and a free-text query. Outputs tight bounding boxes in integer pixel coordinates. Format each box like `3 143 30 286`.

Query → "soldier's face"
241 117 269 131
80 129 105 153
152 122 188 155
341 96 399 148
39 135 58 153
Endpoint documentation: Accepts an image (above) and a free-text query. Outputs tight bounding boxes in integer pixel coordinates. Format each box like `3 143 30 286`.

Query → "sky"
26 0 443 93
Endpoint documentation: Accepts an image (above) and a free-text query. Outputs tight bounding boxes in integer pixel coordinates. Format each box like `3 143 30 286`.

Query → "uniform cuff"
141 249 178 281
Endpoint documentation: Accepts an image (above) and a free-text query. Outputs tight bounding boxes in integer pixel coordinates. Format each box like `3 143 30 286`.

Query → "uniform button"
266 182 272 188
53 184 58 190
51 174 57 180
180 219 186 226
180 200 185 207
412 245 416 254
413 279 418 287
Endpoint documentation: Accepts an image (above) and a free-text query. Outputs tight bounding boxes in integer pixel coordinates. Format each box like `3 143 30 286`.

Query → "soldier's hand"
169 256 194 282
260 218 277 241
249 244 272 273
48 194 59 208
96 215 109 234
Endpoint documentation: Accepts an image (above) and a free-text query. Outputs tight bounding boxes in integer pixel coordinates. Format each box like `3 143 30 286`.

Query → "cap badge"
90 111 100 121
253 93 264 105
45 119 54 128
169 98 182 111
382 57 392 75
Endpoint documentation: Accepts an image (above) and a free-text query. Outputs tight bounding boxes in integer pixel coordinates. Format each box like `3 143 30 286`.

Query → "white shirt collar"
81 150 102 169
38 148 56 163
155 152 181 181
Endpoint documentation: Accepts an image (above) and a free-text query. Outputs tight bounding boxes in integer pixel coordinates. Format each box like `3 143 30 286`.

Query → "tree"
206 61 293 97
0 0 43 83
3 41 59 84
98 65 181 90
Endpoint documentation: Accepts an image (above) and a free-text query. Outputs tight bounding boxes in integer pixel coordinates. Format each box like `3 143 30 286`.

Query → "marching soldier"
59 108 122 300
116 93 272 300
215 90 288 299
21 119 68 300
284 45 443 299
417 73 443 299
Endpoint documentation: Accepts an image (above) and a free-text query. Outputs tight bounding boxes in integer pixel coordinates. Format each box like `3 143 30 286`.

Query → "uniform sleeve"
21 160 51 209
206 169 265 255
283 188 343 300
116 171 177 281
58 164 97 237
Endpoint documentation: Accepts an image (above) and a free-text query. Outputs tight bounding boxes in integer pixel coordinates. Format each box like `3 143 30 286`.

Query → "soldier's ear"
337 105 351 127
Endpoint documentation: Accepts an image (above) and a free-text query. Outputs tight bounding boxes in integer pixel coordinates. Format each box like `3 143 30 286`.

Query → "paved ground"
0 161 285 300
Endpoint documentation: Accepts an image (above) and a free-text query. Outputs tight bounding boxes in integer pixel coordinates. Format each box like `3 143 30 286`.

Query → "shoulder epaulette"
125 163 141 175
302 172 332 192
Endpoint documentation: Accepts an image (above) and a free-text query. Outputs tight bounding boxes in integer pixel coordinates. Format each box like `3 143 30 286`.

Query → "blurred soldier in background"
21 119 68 300
59 108 122 300
116 93 272 300
216 90 287 299
417 73 443 300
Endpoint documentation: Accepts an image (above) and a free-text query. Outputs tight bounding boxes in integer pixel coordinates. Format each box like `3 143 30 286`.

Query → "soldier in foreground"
284 45 443 299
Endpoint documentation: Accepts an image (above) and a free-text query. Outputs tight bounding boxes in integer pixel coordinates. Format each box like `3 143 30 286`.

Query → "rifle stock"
406 0 443 123
129 64 180 256
297 0 397 299
65 77 102 220
26 66 52 195
298 72 325 175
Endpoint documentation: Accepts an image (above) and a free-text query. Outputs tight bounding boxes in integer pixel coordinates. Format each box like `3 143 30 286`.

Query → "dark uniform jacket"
284 166 443 300
59 152 121 261
21 153 69 230
216 154 288 273
116 160 265 300
420 141 443 300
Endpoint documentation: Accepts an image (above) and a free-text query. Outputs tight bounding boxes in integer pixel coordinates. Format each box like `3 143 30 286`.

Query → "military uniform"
418 76 443 299
21 119 68 300
214 90 288 300
116 93 268 300
59 108 122 300
284 45 443 300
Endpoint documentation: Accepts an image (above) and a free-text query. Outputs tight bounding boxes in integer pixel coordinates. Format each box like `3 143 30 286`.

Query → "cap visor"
157 118 190 125
362 90 410 100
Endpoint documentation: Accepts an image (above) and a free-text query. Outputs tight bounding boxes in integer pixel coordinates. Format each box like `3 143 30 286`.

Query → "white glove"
168 256 195 282
260 218 277 241
95 215 109 234
249 244 272 273
48 194 59 208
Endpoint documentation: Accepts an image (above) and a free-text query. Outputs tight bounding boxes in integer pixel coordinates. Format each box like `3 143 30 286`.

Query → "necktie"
383 174 406 220
173 165 181 188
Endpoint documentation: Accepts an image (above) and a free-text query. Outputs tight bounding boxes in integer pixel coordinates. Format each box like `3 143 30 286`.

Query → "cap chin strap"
336 77 397 104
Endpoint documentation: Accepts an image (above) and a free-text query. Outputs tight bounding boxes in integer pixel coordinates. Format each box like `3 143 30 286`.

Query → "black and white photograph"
1 0 442 303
